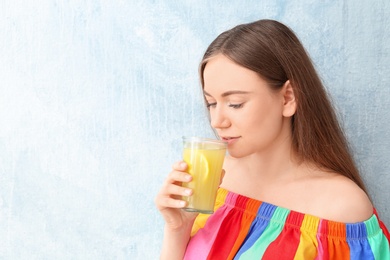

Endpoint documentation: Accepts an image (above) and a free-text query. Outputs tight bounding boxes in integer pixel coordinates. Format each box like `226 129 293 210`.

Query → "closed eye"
206 102 217 109
229 103 243 109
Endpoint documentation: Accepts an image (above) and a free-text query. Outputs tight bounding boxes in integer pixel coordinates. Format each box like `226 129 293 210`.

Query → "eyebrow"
203 90 251 97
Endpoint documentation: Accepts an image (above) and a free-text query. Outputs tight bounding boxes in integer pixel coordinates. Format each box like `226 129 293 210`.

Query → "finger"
160 180 193 197
155 195 187 209
172 161 188 171
219 169 225 185
166 170 192 184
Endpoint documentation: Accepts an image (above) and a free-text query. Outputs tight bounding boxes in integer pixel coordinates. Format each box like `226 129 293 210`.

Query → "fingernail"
184 189 191 195
180 162 186 168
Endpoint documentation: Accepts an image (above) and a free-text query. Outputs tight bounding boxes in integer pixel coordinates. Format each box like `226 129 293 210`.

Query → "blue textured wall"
0 1 389 258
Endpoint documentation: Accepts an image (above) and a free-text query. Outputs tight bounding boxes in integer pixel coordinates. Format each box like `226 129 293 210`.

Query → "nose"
210 106 230 129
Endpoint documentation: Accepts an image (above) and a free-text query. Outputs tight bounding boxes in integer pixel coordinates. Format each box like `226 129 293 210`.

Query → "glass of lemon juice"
182 137 227 214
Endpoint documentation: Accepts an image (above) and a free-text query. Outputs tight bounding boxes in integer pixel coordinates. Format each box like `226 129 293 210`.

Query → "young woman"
155 19 390 259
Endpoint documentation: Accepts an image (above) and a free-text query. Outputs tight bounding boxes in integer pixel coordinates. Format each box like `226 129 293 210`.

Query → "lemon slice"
198 151 210 182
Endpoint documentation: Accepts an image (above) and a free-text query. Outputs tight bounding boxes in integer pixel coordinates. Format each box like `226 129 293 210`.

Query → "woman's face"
203 54 293 158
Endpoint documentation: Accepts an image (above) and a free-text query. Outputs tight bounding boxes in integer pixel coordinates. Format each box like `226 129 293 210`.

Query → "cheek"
244 108 285 141
246 109 278 129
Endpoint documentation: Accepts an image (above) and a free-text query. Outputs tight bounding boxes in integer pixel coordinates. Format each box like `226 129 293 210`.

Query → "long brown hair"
199 19 368 193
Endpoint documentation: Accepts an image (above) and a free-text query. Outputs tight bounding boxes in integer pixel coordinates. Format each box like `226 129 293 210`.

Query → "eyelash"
206 102 243 109
229 103 243 109
206 102 216 109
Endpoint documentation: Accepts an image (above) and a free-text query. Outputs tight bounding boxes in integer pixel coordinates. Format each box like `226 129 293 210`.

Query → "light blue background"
0 1 389 259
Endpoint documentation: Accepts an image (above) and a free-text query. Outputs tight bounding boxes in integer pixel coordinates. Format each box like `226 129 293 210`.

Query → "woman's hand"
155 161 199 231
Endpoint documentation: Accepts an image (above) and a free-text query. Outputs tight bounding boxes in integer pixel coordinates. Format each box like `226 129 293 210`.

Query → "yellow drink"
182 137 227 214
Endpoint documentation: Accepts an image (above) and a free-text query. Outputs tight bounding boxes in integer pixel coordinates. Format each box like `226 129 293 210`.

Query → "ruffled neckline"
217 187 381 239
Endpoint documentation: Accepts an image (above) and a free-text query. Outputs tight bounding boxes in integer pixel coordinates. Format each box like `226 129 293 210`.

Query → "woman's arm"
155 161 198 259
160 219 194 260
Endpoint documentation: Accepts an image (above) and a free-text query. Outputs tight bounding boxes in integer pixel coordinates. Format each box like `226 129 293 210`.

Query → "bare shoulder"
313 173 373 223
221 158 374 223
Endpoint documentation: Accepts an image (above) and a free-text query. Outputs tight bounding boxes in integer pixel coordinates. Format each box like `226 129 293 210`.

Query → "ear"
282 80 297 117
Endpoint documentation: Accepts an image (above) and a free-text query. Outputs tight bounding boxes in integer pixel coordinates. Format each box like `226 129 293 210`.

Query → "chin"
227 150 247 159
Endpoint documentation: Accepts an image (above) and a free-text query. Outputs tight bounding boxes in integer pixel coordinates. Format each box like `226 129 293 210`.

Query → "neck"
229 132 302 182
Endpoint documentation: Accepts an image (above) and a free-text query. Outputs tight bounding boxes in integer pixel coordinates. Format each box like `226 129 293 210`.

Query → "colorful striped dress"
184 188 390 259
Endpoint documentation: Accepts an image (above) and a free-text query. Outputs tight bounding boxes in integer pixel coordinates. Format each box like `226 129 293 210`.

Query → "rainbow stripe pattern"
184 188 390 259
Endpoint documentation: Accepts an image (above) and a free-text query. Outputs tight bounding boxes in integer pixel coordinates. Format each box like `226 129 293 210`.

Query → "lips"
221 136 240 144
